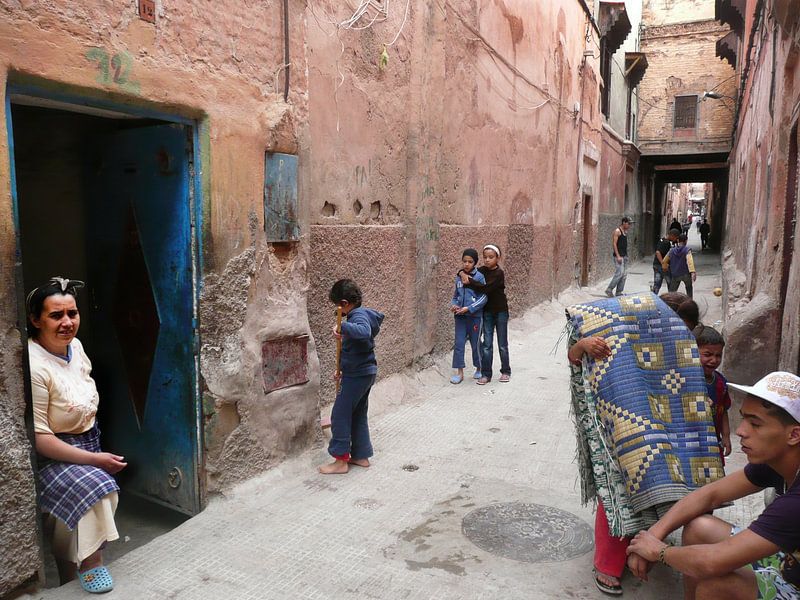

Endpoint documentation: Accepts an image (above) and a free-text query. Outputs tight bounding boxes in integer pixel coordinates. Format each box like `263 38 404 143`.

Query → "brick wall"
638 19 736 155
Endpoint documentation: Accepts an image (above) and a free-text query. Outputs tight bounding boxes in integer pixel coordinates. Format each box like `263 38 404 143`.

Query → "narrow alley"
22 234 760 600
1 0 799 599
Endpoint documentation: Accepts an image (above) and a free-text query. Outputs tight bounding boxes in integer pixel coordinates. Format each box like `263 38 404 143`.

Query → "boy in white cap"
625 371 800 600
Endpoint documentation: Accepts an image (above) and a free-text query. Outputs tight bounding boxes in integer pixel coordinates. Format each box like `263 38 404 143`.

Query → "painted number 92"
86 48 140 93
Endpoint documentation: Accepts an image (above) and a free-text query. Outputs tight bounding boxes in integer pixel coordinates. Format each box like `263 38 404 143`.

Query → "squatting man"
626 371 800 600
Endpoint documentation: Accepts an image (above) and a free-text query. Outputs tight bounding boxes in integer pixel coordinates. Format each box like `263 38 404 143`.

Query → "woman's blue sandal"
77 566 114 593
450 374 463 384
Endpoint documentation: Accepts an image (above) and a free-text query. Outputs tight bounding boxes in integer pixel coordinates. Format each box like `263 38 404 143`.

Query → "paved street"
28 235 761 600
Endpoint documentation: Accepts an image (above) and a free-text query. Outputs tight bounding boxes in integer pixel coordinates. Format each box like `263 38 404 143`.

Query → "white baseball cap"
728 372 800 423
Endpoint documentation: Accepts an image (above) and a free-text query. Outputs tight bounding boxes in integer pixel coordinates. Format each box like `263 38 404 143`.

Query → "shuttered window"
674 95 698 129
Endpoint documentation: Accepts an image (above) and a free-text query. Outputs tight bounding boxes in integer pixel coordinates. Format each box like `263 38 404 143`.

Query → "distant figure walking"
669 217 682 233
605 217 631 298
662 233 696 297
699 219 711 250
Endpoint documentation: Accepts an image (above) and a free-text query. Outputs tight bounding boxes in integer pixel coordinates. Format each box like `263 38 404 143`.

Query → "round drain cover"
462 502 593 563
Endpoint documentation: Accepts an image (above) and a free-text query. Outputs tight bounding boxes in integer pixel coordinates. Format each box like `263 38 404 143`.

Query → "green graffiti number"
111 53 133 85
85 48 140 94
86 48 110 85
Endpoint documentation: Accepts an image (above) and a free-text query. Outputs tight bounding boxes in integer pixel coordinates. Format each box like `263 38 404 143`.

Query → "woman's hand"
92 452 128 474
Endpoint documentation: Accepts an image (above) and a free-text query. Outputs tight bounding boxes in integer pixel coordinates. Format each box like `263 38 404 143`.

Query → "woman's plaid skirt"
38 425 120 530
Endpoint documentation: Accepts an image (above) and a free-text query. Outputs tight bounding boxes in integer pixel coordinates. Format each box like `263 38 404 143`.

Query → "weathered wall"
0 1 315 593
306 0 606 399
638 19 736 156
722 0 800 381
642 0 714 24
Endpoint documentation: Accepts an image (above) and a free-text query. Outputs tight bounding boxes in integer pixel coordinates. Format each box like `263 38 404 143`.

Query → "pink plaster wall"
306 0 604 390
722 0 800 379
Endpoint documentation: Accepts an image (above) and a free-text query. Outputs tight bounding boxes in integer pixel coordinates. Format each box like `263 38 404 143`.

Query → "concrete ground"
28 229 762 600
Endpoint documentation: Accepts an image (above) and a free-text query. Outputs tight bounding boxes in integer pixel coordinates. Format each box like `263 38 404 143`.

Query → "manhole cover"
462 502 593 563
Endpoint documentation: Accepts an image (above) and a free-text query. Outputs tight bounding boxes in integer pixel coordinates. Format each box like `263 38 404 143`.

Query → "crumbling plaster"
0 1 314 593
722 10 800 381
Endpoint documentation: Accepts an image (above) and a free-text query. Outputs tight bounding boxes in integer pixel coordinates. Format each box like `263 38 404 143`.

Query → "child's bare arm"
567 337 611 364
721 411 732 456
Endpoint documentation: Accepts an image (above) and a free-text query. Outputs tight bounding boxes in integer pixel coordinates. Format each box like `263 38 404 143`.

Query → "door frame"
4 81 207 513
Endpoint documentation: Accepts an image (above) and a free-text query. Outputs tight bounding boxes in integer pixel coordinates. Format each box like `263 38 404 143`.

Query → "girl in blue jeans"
450 248 487 384
461 244 511 384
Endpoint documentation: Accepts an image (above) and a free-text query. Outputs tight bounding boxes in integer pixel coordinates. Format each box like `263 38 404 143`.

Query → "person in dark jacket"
319 279 385 475
652 229 680 294
669 218 683 234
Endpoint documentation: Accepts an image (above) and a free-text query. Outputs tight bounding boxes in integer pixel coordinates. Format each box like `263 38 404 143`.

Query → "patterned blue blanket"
567 293 723 519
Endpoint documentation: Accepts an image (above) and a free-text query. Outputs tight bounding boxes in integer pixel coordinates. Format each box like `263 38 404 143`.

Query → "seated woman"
27 277 126 593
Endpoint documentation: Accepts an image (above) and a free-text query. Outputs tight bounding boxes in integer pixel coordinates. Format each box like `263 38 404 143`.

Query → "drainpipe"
283 0 290 102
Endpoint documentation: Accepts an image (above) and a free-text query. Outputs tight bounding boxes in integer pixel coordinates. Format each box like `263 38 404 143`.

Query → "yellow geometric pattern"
596 397 668 493
675 339 701 368
690 457 724 485
619 294 657 313
665 454 685 483
648 394 672 423
633 342 665 370
662 369 686 395
588 334 627 393
574 305 616 337
682 393 711 422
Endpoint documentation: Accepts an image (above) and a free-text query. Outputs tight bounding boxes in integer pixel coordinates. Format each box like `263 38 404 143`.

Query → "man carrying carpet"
627 371 800 600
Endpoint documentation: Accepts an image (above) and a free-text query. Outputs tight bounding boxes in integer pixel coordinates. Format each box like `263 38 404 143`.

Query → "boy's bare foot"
318 459 349 474
348 458 370 468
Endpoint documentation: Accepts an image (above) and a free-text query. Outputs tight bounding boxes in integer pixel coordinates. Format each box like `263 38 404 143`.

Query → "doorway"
581 193 592 286
7 94 203 579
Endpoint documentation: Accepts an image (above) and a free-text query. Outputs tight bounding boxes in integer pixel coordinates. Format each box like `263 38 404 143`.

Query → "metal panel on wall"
264 152 299 242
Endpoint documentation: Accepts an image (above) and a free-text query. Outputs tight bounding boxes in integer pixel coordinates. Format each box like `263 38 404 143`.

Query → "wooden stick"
335 305 343 395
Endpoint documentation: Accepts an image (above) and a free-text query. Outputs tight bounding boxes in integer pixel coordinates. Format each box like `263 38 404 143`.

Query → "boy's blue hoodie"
452 268 488 315
666 244 693 277
340 307 385 376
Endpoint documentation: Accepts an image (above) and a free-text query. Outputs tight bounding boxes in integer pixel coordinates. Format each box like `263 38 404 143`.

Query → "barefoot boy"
319 279 385 475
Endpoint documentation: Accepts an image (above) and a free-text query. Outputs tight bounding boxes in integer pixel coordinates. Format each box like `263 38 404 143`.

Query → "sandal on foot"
499 373 510 383
473 370 482 379
593 570 622 596
450 374 463 384
476 377 490 385
77 566 114 594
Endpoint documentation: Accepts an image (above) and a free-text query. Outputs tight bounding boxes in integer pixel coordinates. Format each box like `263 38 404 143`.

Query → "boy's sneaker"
473 370 482 379
499 373 510 383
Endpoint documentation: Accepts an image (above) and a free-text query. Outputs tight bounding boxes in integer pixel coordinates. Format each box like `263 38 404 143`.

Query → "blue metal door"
88 124 200 514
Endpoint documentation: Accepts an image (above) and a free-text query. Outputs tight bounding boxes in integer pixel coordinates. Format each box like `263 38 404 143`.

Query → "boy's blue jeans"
452 314 482 370
652 267 669 294
480 311 510 380
328 374 375 460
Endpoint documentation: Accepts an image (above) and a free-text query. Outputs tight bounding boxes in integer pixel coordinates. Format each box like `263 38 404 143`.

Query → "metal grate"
674 95 698 129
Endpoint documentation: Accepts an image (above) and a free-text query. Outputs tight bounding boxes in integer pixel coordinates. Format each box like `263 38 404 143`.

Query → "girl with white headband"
459 244 511 384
